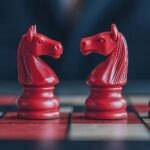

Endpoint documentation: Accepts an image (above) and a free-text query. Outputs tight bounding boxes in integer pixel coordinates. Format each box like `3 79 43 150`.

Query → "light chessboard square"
129 95 150 105
60 95 86 106
68 124 150 141
138 112 150 124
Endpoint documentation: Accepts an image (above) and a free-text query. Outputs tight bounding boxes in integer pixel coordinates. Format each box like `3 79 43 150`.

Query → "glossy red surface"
0 112 68 124
80 24 128 119
17 25 63 119
0 96 17 105
0 95 150 141
0 113 68 140
133 104 149 112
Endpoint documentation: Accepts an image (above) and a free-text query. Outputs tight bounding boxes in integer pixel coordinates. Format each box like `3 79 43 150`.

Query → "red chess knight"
80 24 128 119
17 25 63 119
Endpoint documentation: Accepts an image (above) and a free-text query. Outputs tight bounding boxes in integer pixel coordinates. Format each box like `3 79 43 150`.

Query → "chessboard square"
143 118 150 124
138 112 148 118
0 112 68 124
129 95 150 105
0 112 69 140
59 106 74 113
68 124 150 141
0 123 67 140
71 112 141 124
133 105 149 112
60 96 86 106
138 112 150 124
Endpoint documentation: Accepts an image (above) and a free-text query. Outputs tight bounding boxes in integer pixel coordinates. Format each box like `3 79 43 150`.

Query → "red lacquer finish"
17 25 63 119
0 113 68 140
80 24 128 119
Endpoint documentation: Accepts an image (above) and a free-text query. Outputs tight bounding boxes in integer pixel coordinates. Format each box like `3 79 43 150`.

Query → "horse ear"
111 24 118 41
26 25 37 42
32 25 37 34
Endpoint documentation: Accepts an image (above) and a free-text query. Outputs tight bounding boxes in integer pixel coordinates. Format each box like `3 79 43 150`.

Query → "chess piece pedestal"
85 86 127 119
17 86 60 119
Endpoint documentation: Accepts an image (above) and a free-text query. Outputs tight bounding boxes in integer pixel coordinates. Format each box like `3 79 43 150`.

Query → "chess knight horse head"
17 25 63 119
18 25 63 86
80 24 128 86
80 24 128 119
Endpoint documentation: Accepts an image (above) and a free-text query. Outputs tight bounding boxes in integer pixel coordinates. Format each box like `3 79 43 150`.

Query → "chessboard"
0 93 150 150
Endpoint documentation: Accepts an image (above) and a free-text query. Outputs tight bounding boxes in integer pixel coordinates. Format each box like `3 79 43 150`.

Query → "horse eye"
38 40 44 44
97 38 105 42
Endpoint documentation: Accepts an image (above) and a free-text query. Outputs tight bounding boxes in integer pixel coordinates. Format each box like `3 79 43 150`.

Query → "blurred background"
0 0 150 82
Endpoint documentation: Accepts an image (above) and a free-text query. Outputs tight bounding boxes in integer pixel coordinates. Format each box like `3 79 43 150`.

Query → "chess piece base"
17 86 60 119
85 86 127 119
85 111 127 120
17 111 60 120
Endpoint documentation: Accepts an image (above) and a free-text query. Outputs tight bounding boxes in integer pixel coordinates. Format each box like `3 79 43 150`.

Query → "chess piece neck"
90 86 122 98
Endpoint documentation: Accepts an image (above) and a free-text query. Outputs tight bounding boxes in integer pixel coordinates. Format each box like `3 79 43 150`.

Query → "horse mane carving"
80 24 128 86
18 25 63 87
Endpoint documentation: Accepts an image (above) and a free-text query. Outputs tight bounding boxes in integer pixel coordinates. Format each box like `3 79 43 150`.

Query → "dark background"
0 0 149 81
